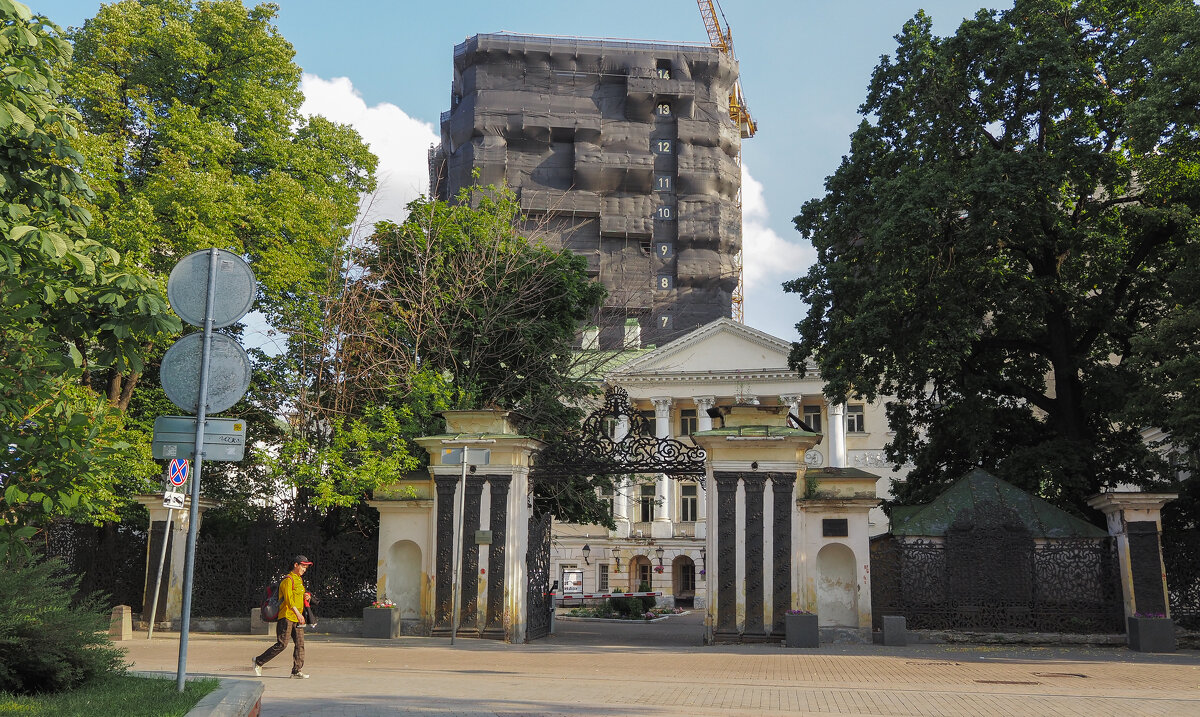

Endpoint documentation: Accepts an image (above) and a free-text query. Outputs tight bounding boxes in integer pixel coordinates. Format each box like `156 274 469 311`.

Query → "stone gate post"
691 405 820 643
1086 492 1178 622
133 494 220 628
408 410 543 643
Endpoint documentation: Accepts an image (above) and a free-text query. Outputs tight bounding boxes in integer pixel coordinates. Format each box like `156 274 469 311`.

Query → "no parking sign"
168 458 189 487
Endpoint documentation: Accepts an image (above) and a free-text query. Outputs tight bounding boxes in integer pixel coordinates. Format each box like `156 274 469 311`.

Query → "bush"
637 580 657 612
0 555 128 694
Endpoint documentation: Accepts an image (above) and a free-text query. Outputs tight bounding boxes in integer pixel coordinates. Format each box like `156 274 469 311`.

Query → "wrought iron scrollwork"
533 386 707 482
525 511 552 641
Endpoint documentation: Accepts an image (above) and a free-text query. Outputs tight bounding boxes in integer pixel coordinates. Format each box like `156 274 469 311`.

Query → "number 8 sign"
168 458 190 487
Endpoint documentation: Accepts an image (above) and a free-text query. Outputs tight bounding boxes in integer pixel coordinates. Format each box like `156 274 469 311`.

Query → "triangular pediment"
613 318 797 377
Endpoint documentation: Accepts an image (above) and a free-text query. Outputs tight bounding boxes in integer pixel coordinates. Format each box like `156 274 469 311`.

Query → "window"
638 410 656 437
639 483 655 522
803 406 822 433
599 482 615 517
679 408 698 436
679 563 695 593
847 404 865 433
598 565 609 591
680 483 699 522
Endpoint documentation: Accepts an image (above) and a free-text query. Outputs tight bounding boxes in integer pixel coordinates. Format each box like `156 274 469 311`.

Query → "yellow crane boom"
696 0 756 138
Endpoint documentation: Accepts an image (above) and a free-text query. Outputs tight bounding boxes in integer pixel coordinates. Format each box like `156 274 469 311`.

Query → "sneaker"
252 660 261 677
290 672 310 679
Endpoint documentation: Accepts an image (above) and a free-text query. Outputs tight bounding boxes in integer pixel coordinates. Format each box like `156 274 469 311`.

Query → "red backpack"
259 582 281 622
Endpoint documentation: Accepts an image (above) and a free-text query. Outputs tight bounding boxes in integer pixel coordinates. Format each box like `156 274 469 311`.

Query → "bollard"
109 605 133 641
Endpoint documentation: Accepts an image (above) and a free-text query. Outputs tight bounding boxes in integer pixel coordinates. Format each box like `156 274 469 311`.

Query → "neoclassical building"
552 318 909 608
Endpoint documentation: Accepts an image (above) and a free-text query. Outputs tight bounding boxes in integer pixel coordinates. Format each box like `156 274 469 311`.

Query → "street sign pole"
148 464 174 641
176 248 218 692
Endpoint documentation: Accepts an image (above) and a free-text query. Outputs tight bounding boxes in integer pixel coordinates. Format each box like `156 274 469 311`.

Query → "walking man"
252 555 312 678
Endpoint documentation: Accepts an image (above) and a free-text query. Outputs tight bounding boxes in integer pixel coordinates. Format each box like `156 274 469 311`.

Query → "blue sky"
42 0 993 341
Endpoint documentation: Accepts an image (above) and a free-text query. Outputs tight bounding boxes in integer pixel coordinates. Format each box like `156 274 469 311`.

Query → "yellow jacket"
279 572 306 623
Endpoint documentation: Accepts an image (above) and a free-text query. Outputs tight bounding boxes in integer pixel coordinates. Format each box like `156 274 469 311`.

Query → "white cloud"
299 74 439 226
739 164 814 340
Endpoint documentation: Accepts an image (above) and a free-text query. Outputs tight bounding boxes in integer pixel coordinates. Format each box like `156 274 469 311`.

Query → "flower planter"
1127 616 1175 653
363 607 402 639
784 612 819 648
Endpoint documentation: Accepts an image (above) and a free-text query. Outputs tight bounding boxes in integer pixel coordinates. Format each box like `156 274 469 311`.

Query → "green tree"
281 184 609 514
64 0 377 412
786 0 1200 516
0 0 175 546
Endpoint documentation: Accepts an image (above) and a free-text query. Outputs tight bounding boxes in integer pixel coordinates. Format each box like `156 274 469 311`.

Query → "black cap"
293 555 313 566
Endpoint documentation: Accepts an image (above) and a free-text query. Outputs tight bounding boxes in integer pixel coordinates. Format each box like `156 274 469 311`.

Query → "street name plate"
152 416 247 461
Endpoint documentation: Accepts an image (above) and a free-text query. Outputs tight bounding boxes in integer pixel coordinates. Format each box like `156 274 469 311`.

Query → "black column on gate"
433 476 458 630
771 474 795 635
1128 521 1168 616
484 476 510 636
458 475 486 631
715 471 738 637
743 474 766 636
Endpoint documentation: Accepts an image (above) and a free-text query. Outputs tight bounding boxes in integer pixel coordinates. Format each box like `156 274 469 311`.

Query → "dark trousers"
255 618 305 674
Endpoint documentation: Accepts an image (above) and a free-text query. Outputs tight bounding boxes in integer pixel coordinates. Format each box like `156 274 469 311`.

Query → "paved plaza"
125 613 1199 717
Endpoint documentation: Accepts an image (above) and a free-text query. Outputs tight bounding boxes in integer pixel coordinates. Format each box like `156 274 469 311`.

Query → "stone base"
363 608 403 639
1128 616 1175 653
876 616 907 646
249 608 273 635
785 613 819 648
109 605 132 641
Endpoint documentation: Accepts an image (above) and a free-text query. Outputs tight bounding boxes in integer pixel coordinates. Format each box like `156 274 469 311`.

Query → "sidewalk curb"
185 678 264 717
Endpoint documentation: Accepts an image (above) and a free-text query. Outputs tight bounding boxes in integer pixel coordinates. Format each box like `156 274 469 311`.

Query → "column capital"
828 402 846 416
651 396 673 413
693 395 716 410
1086 492 1178 516
778 394 802 405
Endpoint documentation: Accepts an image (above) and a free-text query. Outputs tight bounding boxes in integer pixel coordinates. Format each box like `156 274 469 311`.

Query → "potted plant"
784 608 818 648
1127 611 1175 653
363 598 401 639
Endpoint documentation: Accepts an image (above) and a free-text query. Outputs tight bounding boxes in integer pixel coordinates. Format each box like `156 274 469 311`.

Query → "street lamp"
612 549 622 572
655 545 664 568
441 438 494 647
700 546 706 570
581 543 591 565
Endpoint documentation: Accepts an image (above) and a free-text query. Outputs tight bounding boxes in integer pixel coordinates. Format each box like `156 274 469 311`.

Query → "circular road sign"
167 249 256 329
168 458 189 486
160 332 252 414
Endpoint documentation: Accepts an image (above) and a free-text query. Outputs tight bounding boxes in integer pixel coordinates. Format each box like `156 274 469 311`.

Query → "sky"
42 0 995 342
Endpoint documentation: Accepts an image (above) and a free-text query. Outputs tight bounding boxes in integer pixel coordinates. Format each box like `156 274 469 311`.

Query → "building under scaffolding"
429 33 743 349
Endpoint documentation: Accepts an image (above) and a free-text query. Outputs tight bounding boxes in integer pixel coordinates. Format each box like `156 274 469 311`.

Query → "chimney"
623 318 641 349
581 325 600 350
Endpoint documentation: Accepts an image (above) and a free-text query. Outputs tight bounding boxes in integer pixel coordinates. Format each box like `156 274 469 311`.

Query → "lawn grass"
0 674 219 716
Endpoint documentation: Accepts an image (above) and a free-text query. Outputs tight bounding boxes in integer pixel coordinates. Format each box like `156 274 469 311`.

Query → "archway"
671 555 696 607
386 540 421 619
629 555 653 592
816 543 858 627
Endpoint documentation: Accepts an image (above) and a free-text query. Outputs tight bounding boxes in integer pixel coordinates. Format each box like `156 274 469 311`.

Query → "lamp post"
655 545 665 568
581 543 591 565
441 439 494 646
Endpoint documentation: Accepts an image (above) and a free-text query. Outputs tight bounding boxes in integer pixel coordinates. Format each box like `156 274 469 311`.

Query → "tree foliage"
64 0 377 413
0 0 174 543
786 0 1200 516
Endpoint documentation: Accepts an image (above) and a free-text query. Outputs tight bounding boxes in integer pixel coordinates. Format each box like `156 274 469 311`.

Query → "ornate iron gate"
525 511 552 641
1164 529 1200 629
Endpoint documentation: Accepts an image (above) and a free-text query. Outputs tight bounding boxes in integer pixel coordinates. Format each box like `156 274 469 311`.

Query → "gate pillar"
1086 492 1178 622
691 405 820 643
412 411 544 643
133 494 220 627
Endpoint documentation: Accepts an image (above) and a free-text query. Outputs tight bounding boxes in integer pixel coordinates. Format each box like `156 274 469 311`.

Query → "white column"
613 477 629 525
779 394 802 421
694 396 715 432
653 397 672 523
693 397 715 527
829 402 847 468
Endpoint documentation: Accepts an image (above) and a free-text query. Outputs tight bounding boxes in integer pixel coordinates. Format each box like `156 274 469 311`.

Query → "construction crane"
696 0 756 138
696 1 755 323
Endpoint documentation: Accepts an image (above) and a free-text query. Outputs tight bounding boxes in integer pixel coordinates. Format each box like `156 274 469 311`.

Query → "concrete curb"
185 678 264 717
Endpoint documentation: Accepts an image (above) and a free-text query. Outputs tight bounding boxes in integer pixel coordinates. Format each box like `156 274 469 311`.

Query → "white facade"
551 318 909 608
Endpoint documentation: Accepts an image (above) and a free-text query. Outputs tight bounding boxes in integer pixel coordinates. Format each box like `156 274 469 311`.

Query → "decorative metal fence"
1163 530 1200 630
191 502 378 618
37 521 148 609
870 535 1124 633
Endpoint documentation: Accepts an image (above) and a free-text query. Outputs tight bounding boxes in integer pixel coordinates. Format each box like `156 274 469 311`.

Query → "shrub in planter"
0 555 128 694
